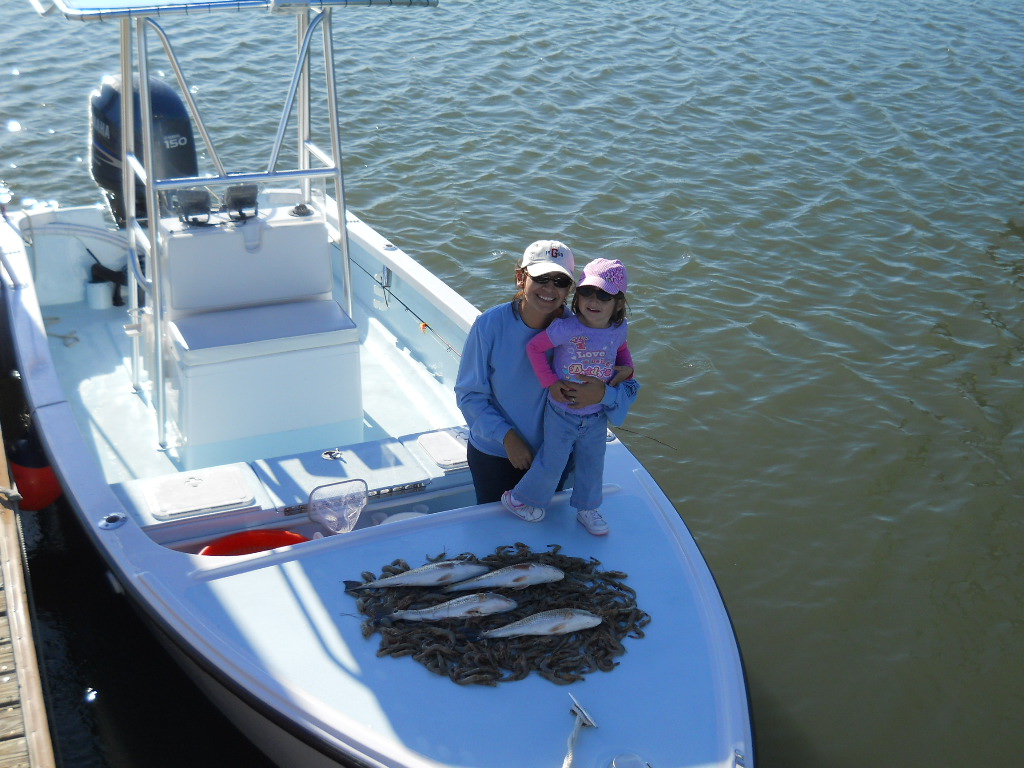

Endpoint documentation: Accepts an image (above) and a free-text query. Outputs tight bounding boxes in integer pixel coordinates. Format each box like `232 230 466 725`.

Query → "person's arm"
602 376 641 426
525 331 560 388
608 342 634 386
565 340 634 405
455 317 515 449
565 364 640 424
615 343 633 369
603 337 639 423
502 430 534 470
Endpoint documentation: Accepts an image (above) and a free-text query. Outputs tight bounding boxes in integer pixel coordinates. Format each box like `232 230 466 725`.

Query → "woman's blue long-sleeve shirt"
456 302 547 458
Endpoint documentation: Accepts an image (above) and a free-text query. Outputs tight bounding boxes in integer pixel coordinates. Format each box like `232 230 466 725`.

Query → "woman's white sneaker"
501 491 545 522
576 509 609 535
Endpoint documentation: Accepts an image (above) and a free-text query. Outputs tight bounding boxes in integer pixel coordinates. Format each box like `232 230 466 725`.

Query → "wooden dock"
0 422 55 768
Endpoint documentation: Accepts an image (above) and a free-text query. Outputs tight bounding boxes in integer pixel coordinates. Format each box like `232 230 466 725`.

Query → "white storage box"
169 300 361 447
160 206 334 319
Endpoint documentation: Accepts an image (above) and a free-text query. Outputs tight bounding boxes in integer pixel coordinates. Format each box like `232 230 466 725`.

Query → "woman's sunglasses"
576 285 617 302
529 273 573 289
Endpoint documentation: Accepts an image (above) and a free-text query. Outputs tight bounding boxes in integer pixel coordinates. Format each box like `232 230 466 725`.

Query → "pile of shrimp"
348 542 651 686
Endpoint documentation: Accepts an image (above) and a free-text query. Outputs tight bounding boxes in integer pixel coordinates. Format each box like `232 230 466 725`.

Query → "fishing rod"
351 257 462 358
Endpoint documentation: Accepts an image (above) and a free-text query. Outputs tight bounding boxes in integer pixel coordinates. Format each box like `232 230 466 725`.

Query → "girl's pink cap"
579 258 627 294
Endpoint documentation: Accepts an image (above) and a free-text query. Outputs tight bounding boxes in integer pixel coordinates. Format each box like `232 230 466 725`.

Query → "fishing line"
350 257 462 358
611 425 678 451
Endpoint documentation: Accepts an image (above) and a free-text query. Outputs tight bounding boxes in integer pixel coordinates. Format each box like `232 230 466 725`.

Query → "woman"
455 240 622 504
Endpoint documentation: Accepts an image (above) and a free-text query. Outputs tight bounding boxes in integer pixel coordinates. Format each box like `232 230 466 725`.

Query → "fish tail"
368 605 395 626
343 580 368 592
456 625 483 643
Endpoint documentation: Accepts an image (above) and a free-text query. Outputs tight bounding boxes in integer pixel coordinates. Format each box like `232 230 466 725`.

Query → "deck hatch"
145 464 256 519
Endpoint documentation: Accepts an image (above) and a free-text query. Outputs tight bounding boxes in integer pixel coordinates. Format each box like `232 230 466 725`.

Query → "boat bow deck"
130 454 749 768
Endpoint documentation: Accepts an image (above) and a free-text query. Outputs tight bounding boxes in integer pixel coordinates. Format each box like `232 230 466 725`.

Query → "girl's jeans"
467 441 572 504
513 400 606 511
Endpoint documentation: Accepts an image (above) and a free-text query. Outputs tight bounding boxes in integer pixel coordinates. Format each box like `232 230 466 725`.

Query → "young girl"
501 258 638 535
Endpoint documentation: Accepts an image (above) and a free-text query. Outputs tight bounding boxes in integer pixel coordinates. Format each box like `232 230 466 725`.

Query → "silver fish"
345 560 490 590
443 563 565 592
477 608 602 639
384 593 518 623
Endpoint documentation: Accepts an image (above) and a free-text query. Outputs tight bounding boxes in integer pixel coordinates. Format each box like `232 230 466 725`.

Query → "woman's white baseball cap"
520 240 575 280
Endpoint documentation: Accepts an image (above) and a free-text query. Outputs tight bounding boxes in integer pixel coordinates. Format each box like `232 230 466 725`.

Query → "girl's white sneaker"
576 509 609 535
501 491 545 522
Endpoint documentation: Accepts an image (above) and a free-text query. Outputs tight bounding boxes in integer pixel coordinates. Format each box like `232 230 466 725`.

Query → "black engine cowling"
89 75 197 228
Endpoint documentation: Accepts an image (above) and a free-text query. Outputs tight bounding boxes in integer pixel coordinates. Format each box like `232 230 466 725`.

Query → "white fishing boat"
0 1 754 766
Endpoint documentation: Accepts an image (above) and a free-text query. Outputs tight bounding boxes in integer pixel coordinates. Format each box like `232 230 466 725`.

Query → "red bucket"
198 530 309 556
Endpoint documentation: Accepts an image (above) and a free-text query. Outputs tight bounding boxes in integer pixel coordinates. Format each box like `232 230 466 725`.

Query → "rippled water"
3 1 1023 766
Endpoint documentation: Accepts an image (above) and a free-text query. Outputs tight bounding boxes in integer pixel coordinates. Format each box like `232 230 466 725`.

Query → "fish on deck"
345 561 491 591
442 563 565 592
472 609 603 640
376 593 518 624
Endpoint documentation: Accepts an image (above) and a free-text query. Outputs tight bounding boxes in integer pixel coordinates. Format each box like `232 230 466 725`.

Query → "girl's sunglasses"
576 285 617 302
530 273 573 289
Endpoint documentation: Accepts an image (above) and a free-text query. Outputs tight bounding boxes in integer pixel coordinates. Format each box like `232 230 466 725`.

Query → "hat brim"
524 263 574 280
578 275 622 294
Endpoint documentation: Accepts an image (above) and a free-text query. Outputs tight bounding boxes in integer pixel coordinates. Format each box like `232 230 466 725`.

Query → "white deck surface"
39 298 463 485
144 468 745 768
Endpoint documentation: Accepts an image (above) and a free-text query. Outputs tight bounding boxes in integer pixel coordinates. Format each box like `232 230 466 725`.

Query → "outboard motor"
89 75 197 228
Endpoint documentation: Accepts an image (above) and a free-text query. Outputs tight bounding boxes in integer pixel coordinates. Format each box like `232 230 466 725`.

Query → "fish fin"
343 580 367 592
